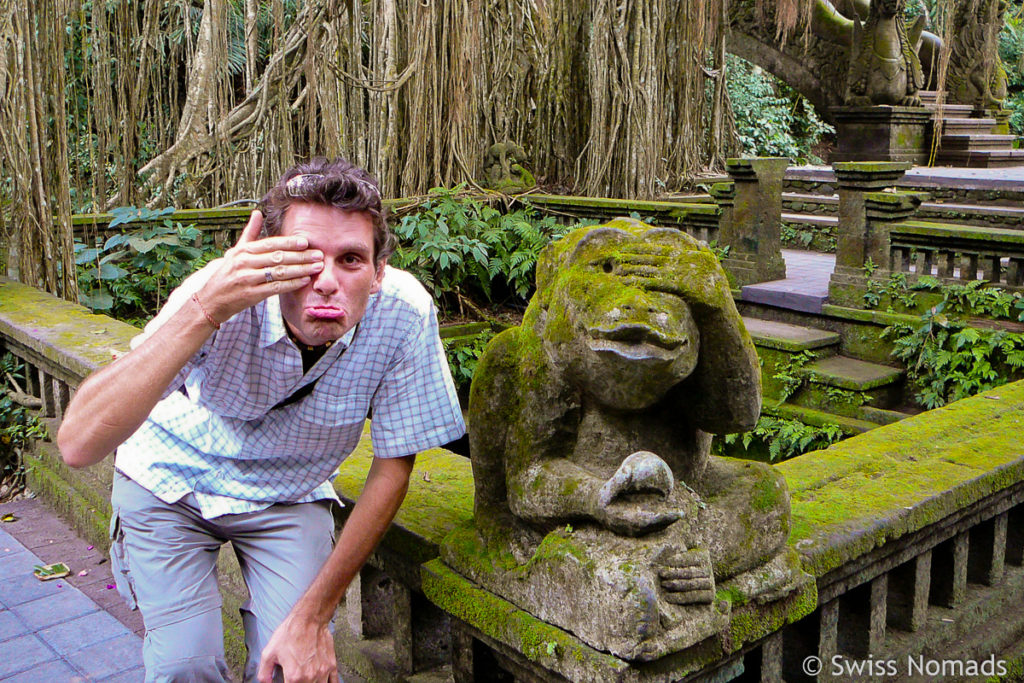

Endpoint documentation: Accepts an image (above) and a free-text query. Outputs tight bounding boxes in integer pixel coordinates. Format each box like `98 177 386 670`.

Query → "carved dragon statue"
845 0 926 106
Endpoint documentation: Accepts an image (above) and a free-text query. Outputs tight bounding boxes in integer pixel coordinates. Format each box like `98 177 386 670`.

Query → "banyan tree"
3 0 973 300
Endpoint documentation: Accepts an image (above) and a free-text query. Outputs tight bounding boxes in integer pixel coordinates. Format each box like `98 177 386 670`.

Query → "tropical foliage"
391 187 574 314
726 55 834 163
883 279 1024 408
75 207 222 327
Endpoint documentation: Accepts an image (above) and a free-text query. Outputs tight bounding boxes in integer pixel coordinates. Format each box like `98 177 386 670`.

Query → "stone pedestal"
828 162 929 308
718 157 788 288
832 106 932 164
423 554 815 683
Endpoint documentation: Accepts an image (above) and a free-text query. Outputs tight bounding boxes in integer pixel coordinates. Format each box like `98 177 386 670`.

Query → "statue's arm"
506 458 605 525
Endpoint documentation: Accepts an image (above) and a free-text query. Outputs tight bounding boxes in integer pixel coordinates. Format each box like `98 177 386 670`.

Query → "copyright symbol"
802 655 822 676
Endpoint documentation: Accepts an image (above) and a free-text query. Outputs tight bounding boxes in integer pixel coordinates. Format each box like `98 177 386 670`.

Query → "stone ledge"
0 279 137 382
780 379 1024 578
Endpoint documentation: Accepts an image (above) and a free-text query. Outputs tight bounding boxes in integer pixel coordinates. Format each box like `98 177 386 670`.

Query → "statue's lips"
587 324 684 361
306 306 346 320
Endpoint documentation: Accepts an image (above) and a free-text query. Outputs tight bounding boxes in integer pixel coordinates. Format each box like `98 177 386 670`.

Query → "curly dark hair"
259 157 396 262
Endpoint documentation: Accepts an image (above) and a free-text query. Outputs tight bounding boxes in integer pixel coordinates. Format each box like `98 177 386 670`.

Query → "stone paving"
789 163 1024 189
0 508 144 681
740 249 835 313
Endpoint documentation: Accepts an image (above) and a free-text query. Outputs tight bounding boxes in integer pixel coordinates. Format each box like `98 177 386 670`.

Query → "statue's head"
874 0 901 17
529 219 735 412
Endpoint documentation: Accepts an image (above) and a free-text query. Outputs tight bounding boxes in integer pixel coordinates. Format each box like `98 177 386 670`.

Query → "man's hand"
256 613 338 683
198 210 326 325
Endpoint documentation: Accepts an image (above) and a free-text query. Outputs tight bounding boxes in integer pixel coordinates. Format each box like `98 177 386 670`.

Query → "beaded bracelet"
191 293 221 330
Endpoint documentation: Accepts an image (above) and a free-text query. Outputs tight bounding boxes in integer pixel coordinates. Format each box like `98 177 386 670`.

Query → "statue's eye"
602 259 615 274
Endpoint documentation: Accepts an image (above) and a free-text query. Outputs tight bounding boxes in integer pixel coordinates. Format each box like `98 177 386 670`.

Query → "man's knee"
142 608 230 683
146 655 232 683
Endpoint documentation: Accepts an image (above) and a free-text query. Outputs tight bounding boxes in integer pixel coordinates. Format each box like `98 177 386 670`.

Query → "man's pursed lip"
307 306 346 320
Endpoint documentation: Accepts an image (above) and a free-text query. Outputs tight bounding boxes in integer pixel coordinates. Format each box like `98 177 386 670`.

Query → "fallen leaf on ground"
1 514 16 523
33 562 71 581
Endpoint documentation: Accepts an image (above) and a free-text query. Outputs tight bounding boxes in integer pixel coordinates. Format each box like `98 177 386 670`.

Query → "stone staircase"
779 186 1024 255
743 317 912 432
920 94 1024 168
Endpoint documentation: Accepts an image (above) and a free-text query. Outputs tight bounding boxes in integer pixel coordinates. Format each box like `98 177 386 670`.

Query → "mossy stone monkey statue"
459 219 809 660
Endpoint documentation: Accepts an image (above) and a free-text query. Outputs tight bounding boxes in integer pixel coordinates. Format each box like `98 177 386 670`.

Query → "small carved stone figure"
482 141 536 193
947 0 1008 109
845 0 926 106
445 219 811 661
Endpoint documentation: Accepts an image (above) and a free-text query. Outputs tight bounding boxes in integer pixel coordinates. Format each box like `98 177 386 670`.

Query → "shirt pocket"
293 388 371 428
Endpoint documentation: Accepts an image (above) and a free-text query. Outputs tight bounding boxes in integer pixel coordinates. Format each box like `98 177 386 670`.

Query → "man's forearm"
256 454 415 682
291 454 415 623
57 297 217 467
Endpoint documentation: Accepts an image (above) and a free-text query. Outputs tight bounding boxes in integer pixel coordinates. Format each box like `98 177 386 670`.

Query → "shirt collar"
258 296 359 350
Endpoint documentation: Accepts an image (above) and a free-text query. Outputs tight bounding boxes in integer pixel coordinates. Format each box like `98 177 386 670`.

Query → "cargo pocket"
108 509 139 611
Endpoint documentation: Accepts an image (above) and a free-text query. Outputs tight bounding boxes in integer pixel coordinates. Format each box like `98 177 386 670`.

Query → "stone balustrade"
888 221 1024 289
4 279 1024 681
826 161 1024 308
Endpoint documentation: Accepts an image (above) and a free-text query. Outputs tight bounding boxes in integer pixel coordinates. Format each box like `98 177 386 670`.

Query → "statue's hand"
595 451 683 536
597 451 674 507
595 502 684 537
657 548 715 605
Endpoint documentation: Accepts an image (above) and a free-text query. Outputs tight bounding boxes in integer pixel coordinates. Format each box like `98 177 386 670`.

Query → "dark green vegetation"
391 187 574 315
0 354 47 501
882 278 1024 408
726 55 835 163
999 1 1024 137
74 207 223 327
718 415 847 462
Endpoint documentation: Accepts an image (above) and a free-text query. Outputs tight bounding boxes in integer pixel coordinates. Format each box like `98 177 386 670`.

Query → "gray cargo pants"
110 471 336 682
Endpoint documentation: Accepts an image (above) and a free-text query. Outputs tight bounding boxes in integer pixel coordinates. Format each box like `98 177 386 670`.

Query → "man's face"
278 202 385 346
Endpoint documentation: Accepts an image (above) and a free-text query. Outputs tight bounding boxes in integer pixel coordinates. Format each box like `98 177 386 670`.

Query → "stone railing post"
827 162 912 308
717 157 788 287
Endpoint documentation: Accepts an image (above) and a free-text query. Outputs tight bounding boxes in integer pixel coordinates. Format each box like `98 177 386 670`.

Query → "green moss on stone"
421 559 630 676
751 476 785 513
333 422 475 554
780 380 1024 578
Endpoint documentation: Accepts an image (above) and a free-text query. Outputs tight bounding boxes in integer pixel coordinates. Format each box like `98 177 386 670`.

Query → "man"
57 157 465 682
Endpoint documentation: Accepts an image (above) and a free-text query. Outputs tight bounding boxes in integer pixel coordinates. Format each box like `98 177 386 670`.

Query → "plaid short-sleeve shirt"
114 263 466 519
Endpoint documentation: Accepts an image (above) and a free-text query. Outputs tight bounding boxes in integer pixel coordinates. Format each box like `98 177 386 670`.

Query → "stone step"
917 201 1024 229
940 133 1018 151
919 92 975 117
766 401 878 435
783 192 838 208
940 117 998 135
802 355 903 391
781 212 838 228
774 356 905 413
741 282 829 315
793 355 905 411
782 189 1024 229
743 317 840 354
935 148 1024 168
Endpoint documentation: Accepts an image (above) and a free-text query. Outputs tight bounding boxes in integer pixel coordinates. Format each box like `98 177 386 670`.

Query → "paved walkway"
0 499 144 681
788 164 1024 190
740 249 835 313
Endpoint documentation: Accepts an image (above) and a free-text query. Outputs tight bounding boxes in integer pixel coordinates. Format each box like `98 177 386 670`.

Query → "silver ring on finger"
264 268 274 283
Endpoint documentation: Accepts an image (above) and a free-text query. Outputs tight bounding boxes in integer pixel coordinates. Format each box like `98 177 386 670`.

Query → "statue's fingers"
663 589 715 605
661 578 713 592
658 566 706 580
